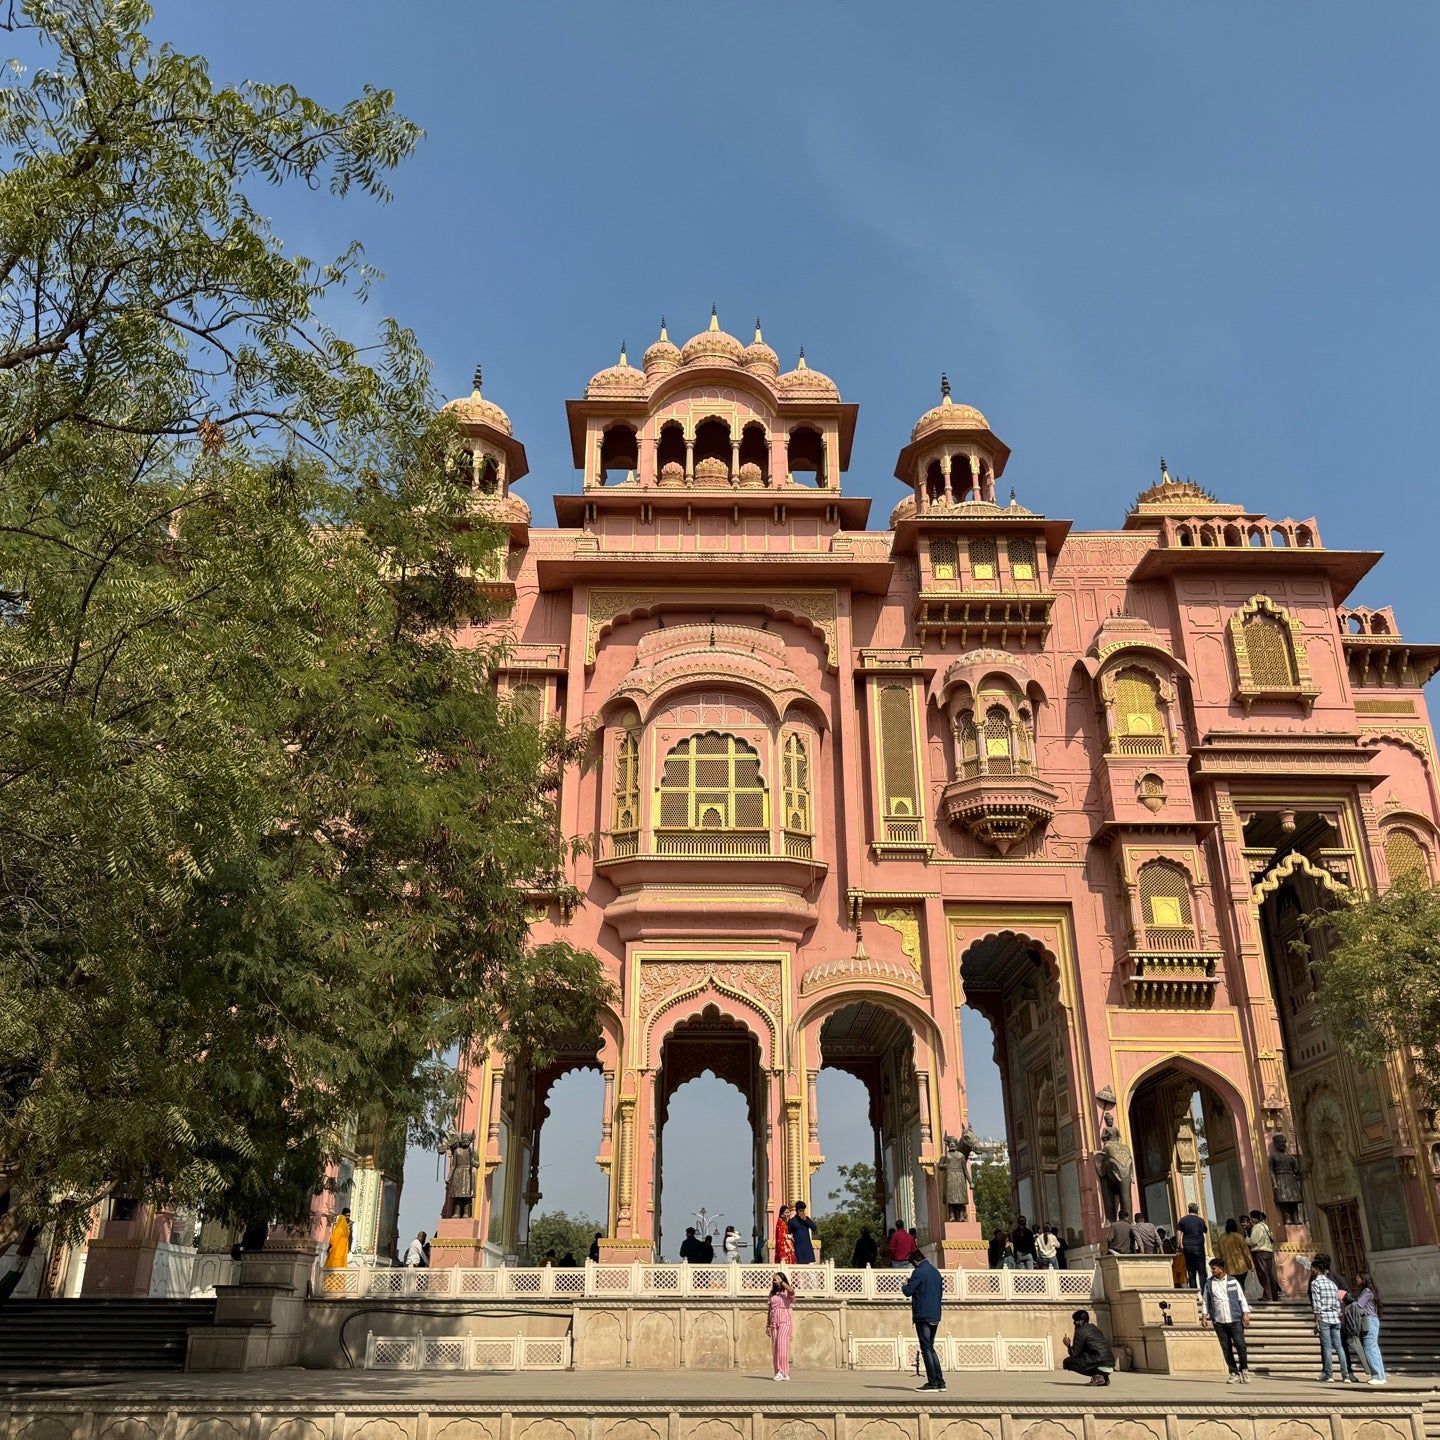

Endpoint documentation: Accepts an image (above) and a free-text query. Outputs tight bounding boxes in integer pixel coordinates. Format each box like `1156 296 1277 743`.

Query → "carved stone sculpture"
940 1127 980 1220
1269 1133 1305 1222
1094 1119 1135 1222
443 1129 477 1220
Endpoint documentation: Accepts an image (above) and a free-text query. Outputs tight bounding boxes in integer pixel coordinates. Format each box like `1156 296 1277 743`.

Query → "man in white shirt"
402 1230 429 1268
1199 1256 1251 1382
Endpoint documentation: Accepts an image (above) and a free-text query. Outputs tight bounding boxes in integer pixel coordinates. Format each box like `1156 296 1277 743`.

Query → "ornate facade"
438 313 1440 1293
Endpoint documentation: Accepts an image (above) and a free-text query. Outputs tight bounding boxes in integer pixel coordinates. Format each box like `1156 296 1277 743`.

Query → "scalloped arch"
793 987 946 1070
1252 850 1351 903
646 980 777 1070
589 594 837 670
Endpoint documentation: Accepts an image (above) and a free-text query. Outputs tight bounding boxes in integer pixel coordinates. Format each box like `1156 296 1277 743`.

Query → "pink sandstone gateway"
435 311 1440 1295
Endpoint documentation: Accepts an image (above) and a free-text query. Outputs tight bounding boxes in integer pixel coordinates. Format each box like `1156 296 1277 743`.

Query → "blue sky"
130 2 1440 1247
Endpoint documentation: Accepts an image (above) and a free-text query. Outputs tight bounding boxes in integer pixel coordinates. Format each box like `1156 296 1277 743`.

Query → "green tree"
526 1212 599 1265
972 1159 1016 1239
1312 878 1440 1104
0 0 608 1250
814 1162 884 1267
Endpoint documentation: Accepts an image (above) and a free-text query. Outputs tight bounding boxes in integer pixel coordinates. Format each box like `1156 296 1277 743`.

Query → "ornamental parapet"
1119 950 1222 1009
1189 730 1376 779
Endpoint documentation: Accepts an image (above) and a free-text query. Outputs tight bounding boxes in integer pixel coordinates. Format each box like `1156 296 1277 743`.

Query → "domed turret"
1130 457 1223 511
679 305 744 368
777 348 840 400
443 364 513 436
585 343 647 400
642 317 681 377
742 318 779 377
910 374 989 443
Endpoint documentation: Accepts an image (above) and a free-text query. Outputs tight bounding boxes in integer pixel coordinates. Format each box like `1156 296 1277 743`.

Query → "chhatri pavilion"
433 310 1440 1296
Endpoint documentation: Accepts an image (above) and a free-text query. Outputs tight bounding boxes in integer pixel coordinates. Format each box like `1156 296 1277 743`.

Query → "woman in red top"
775 1205 797 1265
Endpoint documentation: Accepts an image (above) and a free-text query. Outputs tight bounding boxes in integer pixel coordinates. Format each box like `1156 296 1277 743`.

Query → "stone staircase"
0 1297 216 1371
1245 1299 1440 1379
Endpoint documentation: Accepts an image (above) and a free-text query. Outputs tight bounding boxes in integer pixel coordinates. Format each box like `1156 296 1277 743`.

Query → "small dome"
910 375 989 442
889 494 917 527
643 318 681 376
679 306 744 368
585 343 647 399
742 319 779 377
1132 460 1221 510
444 365 512 436
777 348 840 400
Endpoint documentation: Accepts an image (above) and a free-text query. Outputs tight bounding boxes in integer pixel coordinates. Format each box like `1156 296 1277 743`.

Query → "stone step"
0 1298 216 1371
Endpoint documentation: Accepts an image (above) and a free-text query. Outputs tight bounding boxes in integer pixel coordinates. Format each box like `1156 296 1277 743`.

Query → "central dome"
679 307 744 367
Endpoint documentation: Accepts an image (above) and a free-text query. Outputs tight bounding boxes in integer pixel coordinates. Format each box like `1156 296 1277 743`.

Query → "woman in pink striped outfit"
767 1271 796 1380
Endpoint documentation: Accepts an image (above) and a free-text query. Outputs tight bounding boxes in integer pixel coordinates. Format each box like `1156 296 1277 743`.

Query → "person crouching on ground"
767 1270 796 1381
1062 1309 1115 1386
1199 1256 1251 1383
902 1248 946 1392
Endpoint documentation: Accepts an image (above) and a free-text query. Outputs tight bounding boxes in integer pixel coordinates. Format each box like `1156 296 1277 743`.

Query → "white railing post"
584 1259 596 1297
631 1261 642 1295
364 1331 376 1370
726 1263 738 1298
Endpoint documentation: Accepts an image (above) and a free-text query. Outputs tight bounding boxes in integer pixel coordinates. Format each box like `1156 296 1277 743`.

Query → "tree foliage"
814 1162 883 1267
0 0 608 1249
1312 878 1440 1106
972 1159 1016 1238
526 1211 598 1265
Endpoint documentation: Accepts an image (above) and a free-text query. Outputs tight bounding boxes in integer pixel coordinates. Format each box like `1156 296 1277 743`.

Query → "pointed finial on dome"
754 317 763 342
941 372 951 400
1160 455 1170 481
709 303 719 332
472 363 483 396
659 315 669 341
619 341 629 367
797 346 808 370
1010 488 1019 507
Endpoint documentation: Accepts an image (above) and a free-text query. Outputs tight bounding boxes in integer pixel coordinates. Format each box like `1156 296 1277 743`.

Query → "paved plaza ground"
1 1368 1435 1407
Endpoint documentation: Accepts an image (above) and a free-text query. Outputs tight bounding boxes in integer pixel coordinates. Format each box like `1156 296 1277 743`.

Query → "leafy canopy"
972 1159 1017 1239
813 1161 884 1267
0 0 607 1249
526 1211 600 1265
1312 878 1440 1106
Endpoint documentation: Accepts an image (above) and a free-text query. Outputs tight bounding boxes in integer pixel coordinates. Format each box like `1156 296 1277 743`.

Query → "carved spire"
708 303 719 332
941 372 952 402
472 364 483 396
659 315 668 341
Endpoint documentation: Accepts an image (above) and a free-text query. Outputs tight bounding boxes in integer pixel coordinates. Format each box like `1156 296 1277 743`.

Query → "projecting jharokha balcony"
940 761 1060 855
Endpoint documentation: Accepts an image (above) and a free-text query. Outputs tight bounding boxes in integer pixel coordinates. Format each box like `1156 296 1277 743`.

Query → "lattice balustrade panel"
410 1269 456 1297
457 1268 500 1296
832 1269 866 1297
1009 1268 1050 1298
961 1270 1003 1299
851 1337 901 1370
870 1270 907 1299
506 1269 544 1295
364 1269 407 1296
689 1266 729 1293
790 1267 829 1295
951 1338 1000 1370
421 1336 469 1370
1000 1336 1053 1371
367 1334 421 1370
939 1273 962 1299
551 1268 586 1294
642 1265 680 1293
520 1336 571 1369
590 1266 635 1295
468 1338 520 1371
737 1267 772 1294
1058 1271 1095 1298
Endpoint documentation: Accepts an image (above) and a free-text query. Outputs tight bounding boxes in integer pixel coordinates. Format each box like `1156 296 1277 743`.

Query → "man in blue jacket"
902 1249 945 1391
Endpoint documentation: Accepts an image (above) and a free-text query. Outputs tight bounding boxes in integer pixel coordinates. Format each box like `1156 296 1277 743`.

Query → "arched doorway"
1128 1064 1247 1234
654 1006 765 1261
959 933 1086 1246
816 999 930 1238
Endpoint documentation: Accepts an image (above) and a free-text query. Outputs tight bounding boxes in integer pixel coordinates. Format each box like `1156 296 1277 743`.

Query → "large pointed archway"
654 1005 766 1261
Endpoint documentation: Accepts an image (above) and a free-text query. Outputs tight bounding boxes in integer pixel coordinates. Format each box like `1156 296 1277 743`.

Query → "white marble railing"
319 1260 1095 1302
188 1252 239 1298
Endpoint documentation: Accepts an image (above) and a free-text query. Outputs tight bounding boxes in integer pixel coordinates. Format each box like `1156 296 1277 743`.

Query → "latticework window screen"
1113 668 1167 754
783 734 812 833
612 724 640 832
509 682 544 724
1243 612 1298 687
983 705 1014 774
655 732 767 830
1139 861 1193 930
969 537 998 583
879 685 919 817
930 538 958 582
1385 828 1431 887
1008 537 1038 588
